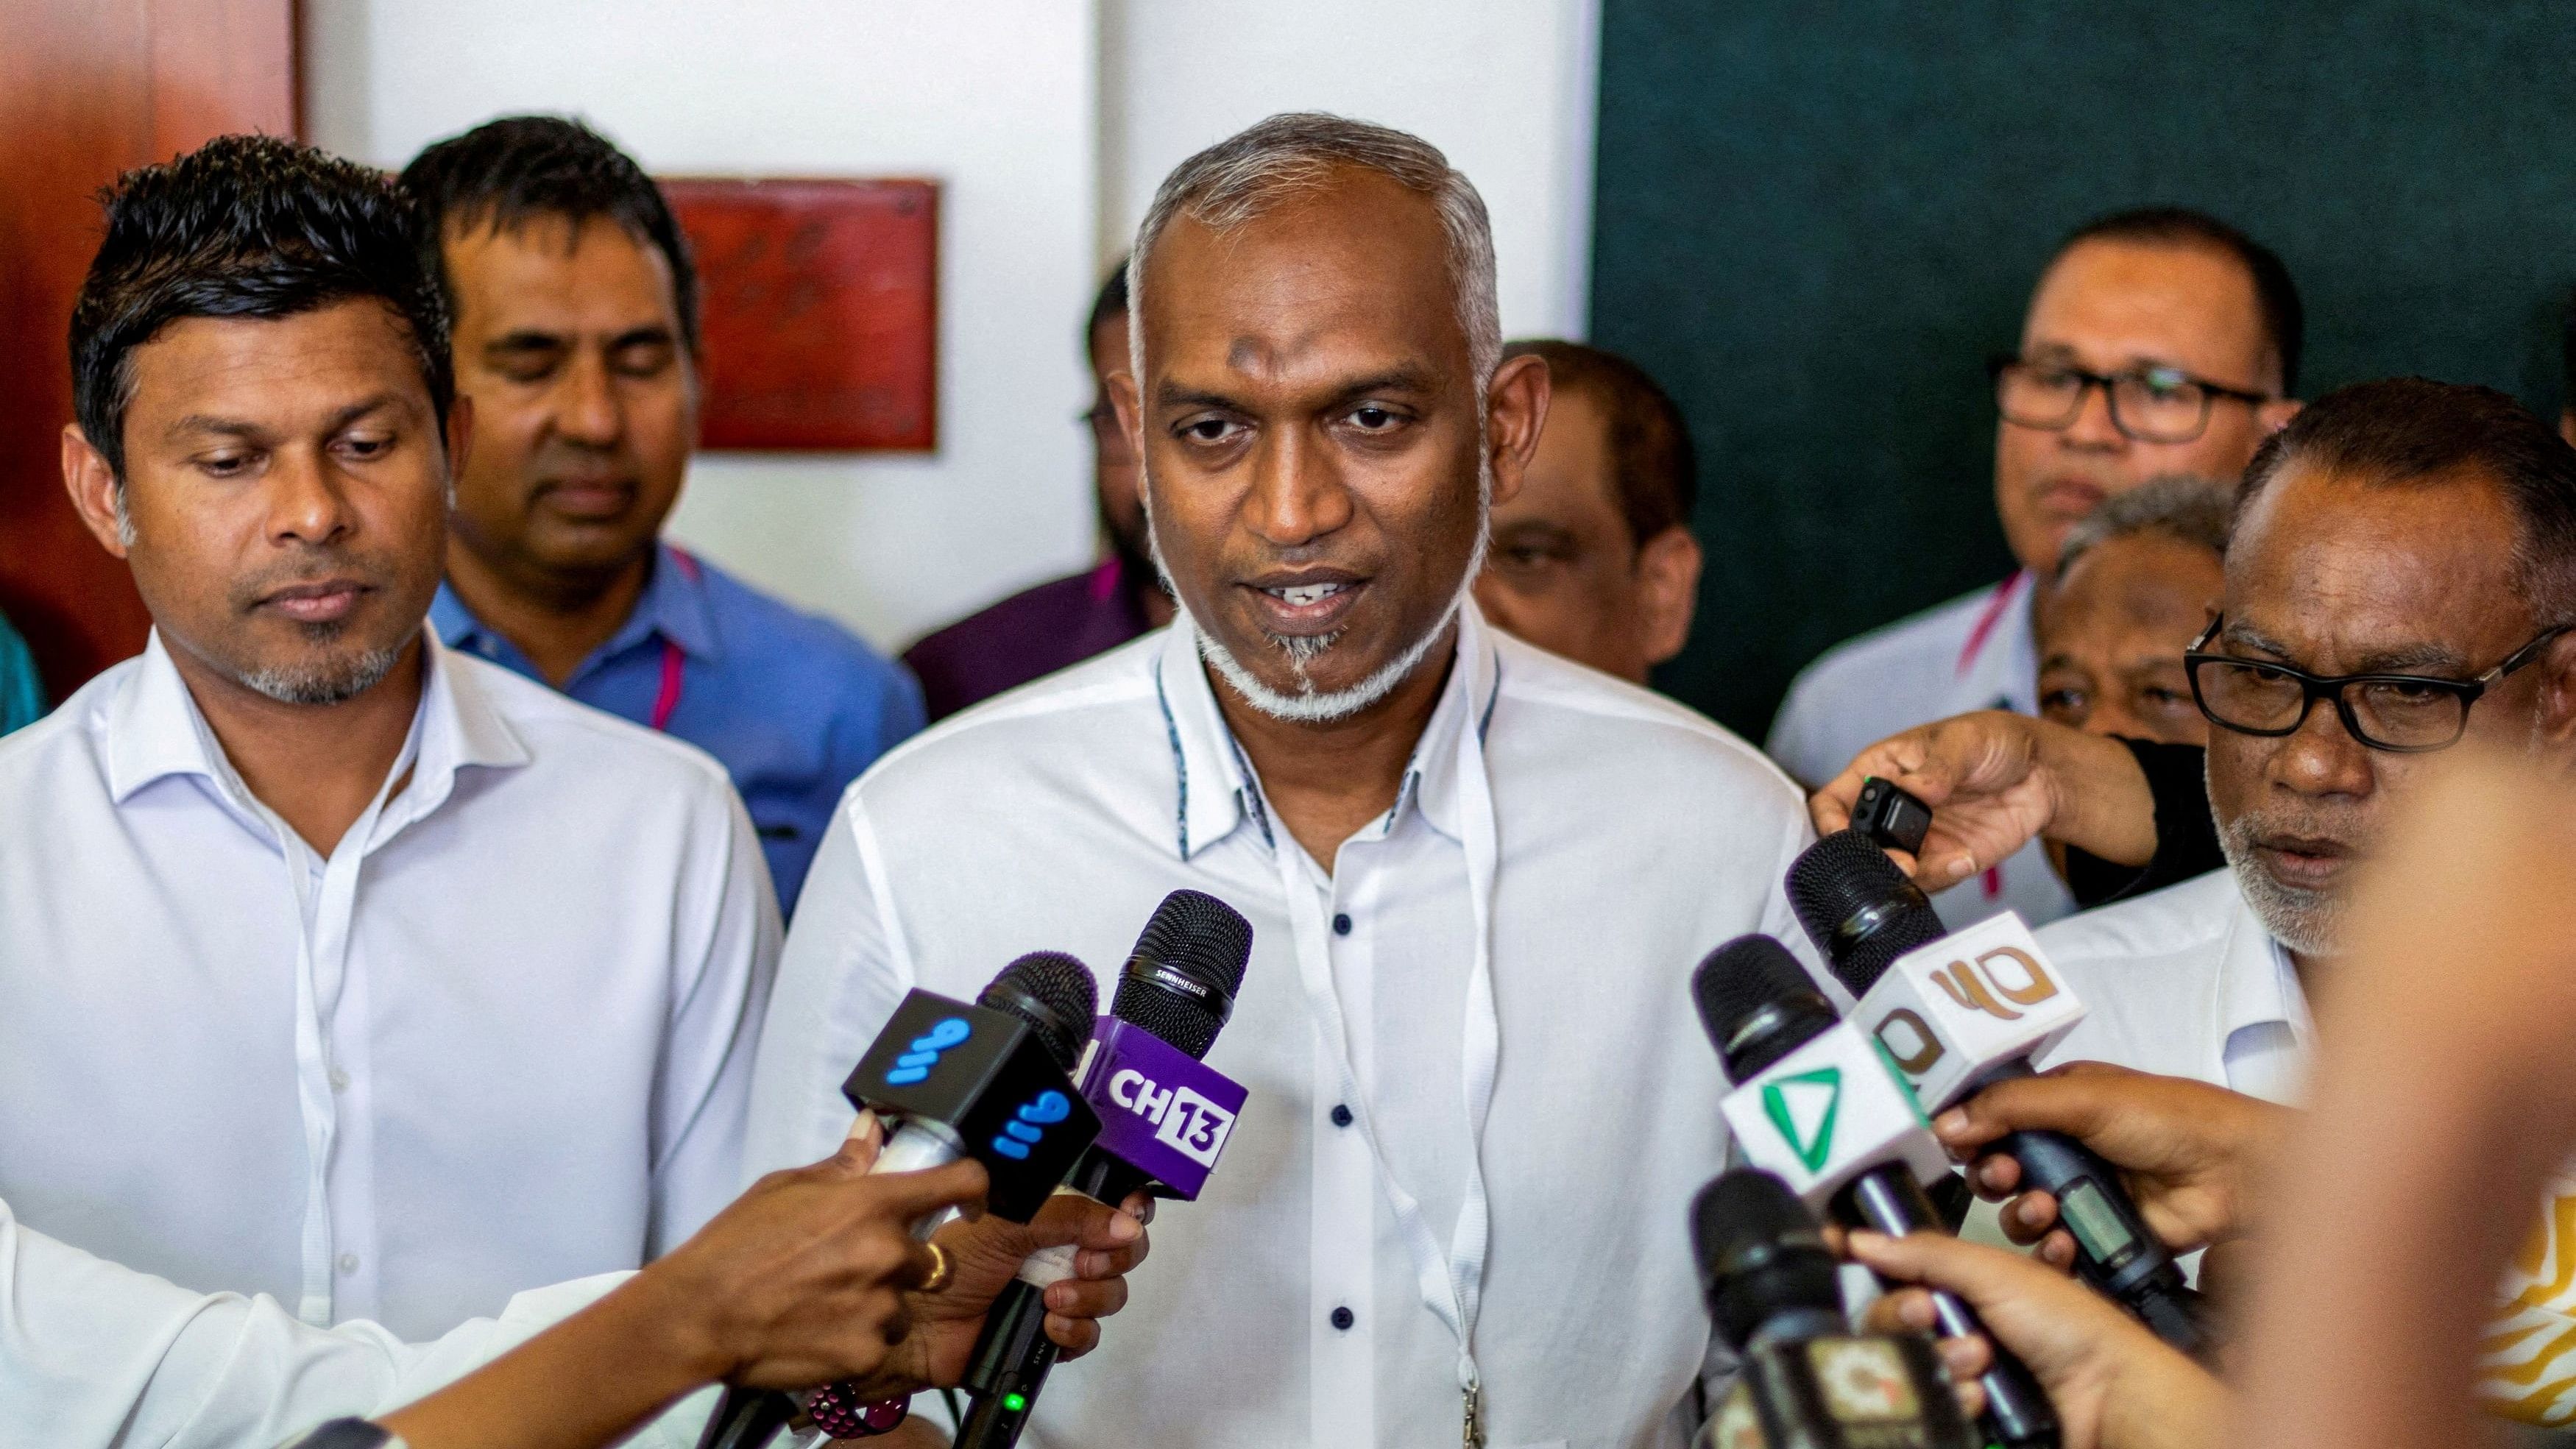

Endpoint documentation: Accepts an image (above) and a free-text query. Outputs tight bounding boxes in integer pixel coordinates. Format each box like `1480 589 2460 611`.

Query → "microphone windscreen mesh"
1691 934 1818 1056
1114 890 1253 1060
1786 829 1946 994
1692 1168 1818 1281
981 952 1098 1070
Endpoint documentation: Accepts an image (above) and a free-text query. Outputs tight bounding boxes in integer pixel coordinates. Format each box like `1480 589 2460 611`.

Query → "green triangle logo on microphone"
1761 1066 1843 1173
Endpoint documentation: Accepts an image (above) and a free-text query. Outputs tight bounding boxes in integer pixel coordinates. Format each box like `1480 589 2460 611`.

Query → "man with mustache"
1770 208 2302 929
0 135 776 1342
751 114 1818 1447
1844 380 2576 1103
403 117 924 914
2035 378 2576 1099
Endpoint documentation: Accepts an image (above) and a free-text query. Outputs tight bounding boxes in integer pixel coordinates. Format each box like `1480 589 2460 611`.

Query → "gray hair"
2056 474 2235 576
1128 112 1501 390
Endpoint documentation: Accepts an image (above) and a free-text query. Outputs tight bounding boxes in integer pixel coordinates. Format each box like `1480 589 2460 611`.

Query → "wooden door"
0 0 296 700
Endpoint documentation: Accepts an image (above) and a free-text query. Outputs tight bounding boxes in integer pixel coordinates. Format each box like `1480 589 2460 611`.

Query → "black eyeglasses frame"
1987 354 2272 445
2181 614 2576 754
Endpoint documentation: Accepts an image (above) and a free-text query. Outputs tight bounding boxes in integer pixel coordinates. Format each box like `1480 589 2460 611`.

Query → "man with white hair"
749 113 1818 1447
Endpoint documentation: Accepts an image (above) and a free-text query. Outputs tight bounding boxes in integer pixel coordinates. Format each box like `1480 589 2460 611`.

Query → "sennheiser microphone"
699 953 1103 1449
954 890 1256 1449
1694 1167 1977 1449
1787 828 2209 1355
1696 936 2059 1449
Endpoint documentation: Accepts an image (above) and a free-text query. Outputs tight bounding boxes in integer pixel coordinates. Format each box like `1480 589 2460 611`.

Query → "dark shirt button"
1330 1305 1355 1331
1331 1103 1354 1128
1332 913 1352 936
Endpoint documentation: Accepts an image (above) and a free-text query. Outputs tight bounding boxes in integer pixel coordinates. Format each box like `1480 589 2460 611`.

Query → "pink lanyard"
647 549 702 733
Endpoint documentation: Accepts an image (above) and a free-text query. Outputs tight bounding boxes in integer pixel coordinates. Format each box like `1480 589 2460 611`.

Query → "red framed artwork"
659 177 938 450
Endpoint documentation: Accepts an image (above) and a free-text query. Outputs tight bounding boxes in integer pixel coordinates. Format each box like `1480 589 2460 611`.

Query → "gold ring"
916 1240 952 1295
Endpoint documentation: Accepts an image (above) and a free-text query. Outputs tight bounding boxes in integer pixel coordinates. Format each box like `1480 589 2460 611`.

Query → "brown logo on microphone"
1874 1008 1945 1076
1929 946 2059 1022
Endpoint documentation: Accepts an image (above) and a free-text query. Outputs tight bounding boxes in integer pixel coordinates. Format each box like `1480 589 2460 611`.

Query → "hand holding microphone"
1807 712 2159 893
1933 1063 2289 1268
955 889 1256 1449
1695 935 2061 1448
1694 1168 1980 1449
1788 829 2211 1355
1844 1230 2226 1449
702 952 1108 1448
361 1129 991 1449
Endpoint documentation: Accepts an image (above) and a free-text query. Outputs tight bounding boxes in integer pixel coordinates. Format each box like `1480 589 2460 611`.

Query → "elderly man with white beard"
746 114 1822 1449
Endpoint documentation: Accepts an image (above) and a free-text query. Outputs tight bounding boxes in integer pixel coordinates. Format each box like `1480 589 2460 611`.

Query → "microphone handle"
697 1119 968 1449
954 1151 1156 1449
1839 1166 2062 1449
692 1387 796 1449
1981 1061 2212 1356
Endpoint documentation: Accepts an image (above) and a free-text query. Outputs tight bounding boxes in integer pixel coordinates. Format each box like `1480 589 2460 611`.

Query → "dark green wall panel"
1599 2 2576 737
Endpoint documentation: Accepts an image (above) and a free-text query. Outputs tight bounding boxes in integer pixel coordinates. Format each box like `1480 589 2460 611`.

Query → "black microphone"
1694 1168 1978 1449
699 952 1102 1449
1696 937 2059 1449
953 890 1256 1449
1786 829 2211 1355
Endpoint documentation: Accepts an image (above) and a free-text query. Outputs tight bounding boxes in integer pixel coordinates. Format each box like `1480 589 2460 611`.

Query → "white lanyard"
1261 649 1503 1448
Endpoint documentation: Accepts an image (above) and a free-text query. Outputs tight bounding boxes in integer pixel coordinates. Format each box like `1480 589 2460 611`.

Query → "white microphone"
1718 1016 1951 1209
1850 910 2086 1113
1695 935 2062 1448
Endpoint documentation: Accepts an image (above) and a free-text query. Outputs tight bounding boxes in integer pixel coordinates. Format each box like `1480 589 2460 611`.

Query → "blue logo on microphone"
989 1091 1072 1160
884 1018 970 1085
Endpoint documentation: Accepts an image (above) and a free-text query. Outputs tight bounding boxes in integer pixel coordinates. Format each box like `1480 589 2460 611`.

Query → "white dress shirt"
2030 868 2313 1103
749 604 1820 1449
1766 571 2075 932
0 631 777 1341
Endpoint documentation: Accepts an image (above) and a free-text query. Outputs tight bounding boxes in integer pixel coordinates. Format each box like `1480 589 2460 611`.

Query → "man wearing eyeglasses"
1819 378 2576 1108
1769 207 2303 929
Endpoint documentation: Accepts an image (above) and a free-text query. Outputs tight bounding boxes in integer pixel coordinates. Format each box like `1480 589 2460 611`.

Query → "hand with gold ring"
370 1116 993 1449
865 1186 1158 1398
912 1239 953 1296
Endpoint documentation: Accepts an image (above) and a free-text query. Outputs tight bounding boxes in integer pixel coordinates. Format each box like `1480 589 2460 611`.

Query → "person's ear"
1108 368 1144 464
442 392 476 504
2257 396 2302 436
1484 352 1550 509
60 424 130 559
1633 524 1702 669
2535 631 2576 750
2561 408 2576 450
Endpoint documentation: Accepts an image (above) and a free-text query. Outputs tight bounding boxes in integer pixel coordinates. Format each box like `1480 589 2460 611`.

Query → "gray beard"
233 641 407 706
2216 802 2346 959
1151 447 1492 726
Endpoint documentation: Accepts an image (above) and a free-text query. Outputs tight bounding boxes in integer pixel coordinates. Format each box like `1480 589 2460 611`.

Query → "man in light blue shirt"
0 609 42 736
403 117 921 913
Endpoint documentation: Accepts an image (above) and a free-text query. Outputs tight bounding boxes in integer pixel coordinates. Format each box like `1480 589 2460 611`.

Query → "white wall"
1103 0 1600 341
304 0 1597 651
305 0 1100 651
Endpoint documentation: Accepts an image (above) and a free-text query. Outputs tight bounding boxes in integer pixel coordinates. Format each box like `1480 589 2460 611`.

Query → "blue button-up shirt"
432 545 924 913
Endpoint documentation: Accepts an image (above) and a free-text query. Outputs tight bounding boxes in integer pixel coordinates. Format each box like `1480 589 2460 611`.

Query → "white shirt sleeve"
0 1194 626 1449
745 798 918 1183
647 782 785 1258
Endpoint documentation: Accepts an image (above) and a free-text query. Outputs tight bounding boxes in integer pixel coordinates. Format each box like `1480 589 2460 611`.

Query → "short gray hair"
1129 112 1501 389
2056 474 2234 575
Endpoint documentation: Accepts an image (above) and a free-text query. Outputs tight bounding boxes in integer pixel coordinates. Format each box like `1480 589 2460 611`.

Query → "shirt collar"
105 627 531 828
623 544 721 662
428 542 721 672
2214 882 2314 1045
1152 598 1499 862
